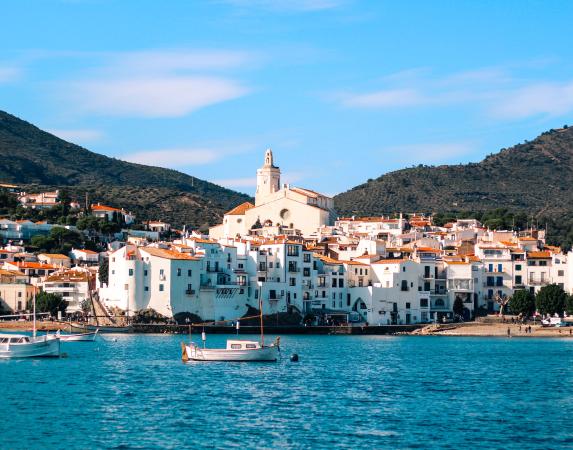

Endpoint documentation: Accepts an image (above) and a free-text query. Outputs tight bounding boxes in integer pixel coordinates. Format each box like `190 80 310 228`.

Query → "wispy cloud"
221 0 344 12
331 64 573 121
54 49 255 118
121 148 224 167
490 81 573 119
213 177 257 188
47 128 104 143
69 76 249 117
337 88 425 108
0 66 21 83
378 142 475 166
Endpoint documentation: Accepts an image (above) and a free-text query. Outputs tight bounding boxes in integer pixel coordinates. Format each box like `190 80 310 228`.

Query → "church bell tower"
255 148 281 206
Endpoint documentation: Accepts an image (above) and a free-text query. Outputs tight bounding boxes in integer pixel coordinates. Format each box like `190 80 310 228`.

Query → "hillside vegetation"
0 111 251 229
334 126 573 248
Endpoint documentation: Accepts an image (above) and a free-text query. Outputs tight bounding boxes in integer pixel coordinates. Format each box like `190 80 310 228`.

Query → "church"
209 149 336 238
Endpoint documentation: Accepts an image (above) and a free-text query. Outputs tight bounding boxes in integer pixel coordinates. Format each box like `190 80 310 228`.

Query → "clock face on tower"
280 208 291 220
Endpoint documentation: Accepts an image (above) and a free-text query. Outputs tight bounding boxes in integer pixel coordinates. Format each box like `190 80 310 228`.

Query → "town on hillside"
0 149 572 327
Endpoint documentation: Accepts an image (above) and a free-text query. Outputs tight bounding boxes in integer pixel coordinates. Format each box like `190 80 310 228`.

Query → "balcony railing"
288 267 300 273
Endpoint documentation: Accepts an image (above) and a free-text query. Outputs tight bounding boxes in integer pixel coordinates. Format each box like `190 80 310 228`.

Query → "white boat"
0 334 60 358
0 291 61 358
56 329 99 342
182 339 280 362
181 299 280 362
69 323 132 333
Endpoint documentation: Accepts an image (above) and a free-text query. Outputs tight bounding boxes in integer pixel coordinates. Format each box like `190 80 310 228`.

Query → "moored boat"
0 334 60 358
56 329 99 342
69 323 132 334
182 338 280 362
181 298 281 362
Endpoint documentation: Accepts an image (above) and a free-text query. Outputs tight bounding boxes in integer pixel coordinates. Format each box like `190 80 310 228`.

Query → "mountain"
0 111 251 229
334 126 573 219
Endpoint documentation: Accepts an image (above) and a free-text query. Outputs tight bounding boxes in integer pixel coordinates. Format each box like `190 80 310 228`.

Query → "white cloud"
222 0 344 12
338 88 425 108
55 48 255 118
332 64 573 121
48 128 104 143
213 177 257 188
490 81 573 119
379 142 475 165
70 76 249 117
122 148 223 168
106 49 254 75
0 66 21 83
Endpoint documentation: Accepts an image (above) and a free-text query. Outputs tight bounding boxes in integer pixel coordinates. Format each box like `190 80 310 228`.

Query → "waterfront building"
0 269 33 313
210 149 336 239
42 269 93 313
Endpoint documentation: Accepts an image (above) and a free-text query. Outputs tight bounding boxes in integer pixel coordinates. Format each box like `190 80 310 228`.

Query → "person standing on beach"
507 327 511 337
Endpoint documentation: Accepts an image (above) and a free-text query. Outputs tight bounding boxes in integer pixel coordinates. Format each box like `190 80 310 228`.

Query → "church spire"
264 148 276 168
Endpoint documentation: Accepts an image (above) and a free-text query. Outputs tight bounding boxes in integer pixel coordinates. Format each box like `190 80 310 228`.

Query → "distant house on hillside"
69 248 100 265
91 204 135 225
18 190 60 210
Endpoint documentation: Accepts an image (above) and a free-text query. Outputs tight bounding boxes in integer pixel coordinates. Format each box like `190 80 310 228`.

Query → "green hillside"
0 111 251 229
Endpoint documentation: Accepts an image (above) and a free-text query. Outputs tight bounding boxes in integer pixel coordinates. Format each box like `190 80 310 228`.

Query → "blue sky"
1 0 572 196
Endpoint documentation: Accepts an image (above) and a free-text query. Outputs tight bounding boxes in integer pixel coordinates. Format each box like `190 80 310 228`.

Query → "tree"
453 296 464 318
536 284 567 317
99 258 109 286
509 290 536 317
566 295 573 317
251 218 262 229
32 291 68 317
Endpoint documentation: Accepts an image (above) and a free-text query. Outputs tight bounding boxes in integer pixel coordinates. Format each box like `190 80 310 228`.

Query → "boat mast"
32 288 37 338
259 297 264 347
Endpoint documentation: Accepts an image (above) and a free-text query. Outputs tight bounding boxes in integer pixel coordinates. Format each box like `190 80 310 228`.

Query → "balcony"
529 279 549 286
288 267 300 273
206 267 222 273
185 289 196 295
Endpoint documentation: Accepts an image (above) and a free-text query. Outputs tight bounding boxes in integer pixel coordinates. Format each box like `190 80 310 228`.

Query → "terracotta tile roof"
141 247 200 261
226 202 255 215
45 271 90 282
14 262 58 270
527 251 551 259
39 253 70 259
75 249 98 254
416 247 441 253
91 204 122 212
372 259 407 265
342 260 369 266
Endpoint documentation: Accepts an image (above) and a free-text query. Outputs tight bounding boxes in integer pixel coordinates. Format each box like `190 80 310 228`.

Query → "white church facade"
209 149 336 239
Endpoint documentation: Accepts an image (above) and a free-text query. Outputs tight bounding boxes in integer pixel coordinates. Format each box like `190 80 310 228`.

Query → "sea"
1 334 572 449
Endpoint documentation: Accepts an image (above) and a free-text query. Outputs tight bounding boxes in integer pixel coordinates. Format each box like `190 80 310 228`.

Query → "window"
276 262 280 269
488 264 493 272
159 284 164 292
487 289 493 299
129 269 133 276
515 264 522 271
188 269 192 276
486 277 494 287
111 270 115 275
420 298 428 307
402 267 406 272
177 268 181 276
303 253 311 263
332 301 336 308
303 268 310 277
144 286 149 291
406 302 411 309
160 269 164 275
515 275 522 285
269 290 277 299
558 270 565 277
269 262 274 268
286 245 299 257
401 280 408 291
527 260 535 266
539 261 547 267
246 344 257 349
289 278 296 286
339 279 344 288
332 278 337 288
231 344 242 349
498 264 502 272
496 277 503 287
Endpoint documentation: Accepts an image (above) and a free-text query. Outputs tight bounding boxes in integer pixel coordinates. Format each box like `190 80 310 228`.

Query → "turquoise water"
1 334 573 449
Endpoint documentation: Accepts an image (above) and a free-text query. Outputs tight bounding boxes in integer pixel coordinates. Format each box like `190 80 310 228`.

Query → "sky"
1 0 573 196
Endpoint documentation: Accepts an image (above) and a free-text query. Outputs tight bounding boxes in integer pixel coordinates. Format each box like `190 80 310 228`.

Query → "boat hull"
183 344 279 362
58 330 98 342
69 324 132 334
0 336 61 359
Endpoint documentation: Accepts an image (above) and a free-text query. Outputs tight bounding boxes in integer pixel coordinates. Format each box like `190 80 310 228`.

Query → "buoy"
290 353 299 362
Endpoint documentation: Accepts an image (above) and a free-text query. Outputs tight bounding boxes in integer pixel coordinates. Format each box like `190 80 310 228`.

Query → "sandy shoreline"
415 322 573 338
